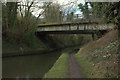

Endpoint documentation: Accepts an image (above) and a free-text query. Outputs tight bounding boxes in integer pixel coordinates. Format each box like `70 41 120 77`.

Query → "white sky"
31 0 86 18
58 0 85 5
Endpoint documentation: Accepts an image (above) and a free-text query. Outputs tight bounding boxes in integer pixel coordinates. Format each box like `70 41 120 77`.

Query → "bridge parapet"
37 23 114 31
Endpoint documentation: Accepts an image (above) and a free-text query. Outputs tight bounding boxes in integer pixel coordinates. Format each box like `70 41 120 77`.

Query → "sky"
57 0 85 5
31 0 86 18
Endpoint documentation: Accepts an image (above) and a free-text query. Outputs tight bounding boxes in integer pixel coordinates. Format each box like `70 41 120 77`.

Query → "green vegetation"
78 3 90 19
49 34 92 48
2 2 92 56
78 2 120 38
2 1 119 79
43 2 63 23
74 50 93 78
2 38 50 57
43 53 69 78
75 31 118 78
2 2 39 47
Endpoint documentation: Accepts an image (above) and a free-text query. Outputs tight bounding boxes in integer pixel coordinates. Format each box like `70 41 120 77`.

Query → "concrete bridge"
37 22 114 34
36 21 114 48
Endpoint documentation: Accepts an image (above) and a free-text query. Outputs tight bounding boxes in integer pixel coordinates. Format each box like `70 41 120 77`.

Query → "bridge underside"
36 22 111 48
36 30 107 34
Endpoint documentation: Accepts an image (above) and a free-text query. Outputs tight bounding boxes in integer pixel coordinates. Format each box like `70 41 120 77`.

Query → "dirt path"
69 52 83 78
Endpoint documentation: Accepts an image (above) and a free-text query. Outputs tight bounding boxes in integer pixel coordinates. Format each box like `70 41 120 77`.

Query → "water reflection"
2 51 61 78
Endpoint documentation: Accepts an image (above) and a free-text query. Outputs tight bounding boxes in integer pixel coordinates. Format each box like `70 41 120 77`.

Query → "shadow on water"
2 51 62 78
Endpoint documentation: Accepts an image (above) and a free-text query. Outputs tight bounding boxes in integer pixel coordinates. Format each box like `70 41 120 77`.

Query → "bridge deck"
38 21 98 27
37 22 114 34
37 30 93 34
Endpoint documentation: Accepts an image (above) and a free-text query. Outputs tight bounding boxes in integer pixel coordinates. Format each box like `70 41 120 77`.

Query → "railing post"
77 24 79 30
92 33 95 40
84 24 86 30
69 24 71 30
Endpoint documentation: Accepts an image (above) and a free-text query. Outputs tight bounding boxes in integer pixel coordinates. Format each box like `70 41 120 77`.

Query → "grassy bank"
74 52 93 78
3 34 91 57
2 37 52 57
43 53 69 78
75 30 118 78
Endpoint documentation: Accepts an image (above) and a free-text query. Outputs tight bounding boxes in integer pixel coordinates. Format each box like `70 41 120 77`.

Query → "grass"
43 53 69 78
74 49 104 78
74 30 118 78
74 50 92 78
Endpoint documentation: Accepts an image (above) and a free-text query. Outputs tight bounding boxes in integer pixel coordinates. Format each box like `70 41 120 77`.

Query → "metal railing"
37 23 114 31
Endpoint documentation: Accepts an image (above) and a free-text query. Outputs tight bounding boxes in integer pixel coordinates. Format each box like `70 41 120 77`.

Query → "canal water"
2 51 62 78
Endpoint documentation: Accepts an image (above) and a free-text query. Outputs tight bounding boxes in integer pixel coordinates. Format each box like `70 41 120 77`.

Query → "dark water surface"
2 51 61 78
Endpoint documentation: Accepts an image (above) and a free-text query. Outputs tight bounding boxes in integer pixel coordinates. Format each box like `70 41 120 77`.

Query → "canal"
2 51 62 78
